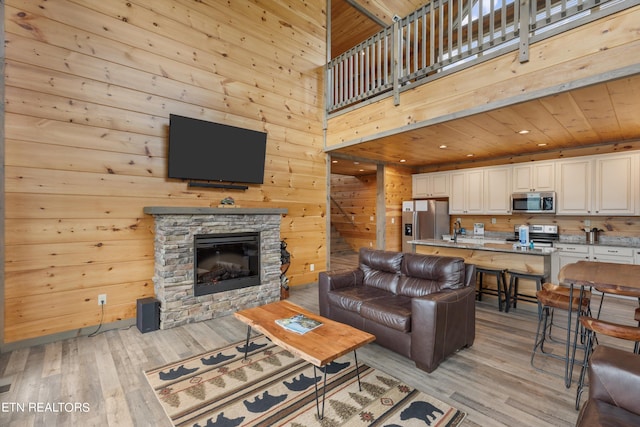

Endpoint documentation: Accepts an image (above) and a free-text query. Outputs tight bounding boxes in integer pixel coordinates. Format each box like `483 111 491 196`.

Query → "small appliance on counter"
473 223 485 237
509 224 559 247
518 225 530 246
585 227 604 244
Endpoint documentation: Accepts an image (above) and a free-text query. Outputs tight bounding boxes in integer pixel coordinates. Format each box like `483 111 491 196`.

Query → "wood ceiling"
329 0 640 176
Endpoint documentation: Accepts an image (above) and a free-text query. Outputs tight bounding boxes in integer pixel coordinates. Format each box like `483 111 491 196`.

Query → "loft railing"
327 0 633 114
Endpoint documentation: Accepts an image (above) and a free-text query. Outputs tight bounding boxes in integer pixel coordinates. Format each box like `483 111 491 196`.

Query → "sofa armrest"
587 345 640 415
318 269 364 317
463 263 476 288
410 286 476 372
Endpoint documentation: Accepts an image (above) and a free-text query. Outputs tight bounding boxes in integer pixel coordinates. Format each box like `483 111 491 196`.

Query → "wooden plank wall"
3 1 326 343
384 165 413 251
329 164 412 253
450 214 640 240
330 173 377 251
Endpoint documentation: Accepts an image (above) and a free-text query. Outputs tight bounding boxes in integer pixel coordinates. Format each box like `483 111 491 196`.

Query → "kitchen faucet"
453 220 462 243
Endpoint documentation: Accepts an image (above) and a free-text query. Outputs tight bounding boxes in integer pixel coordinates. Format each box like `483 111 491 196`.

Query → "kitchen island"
410 239 557 309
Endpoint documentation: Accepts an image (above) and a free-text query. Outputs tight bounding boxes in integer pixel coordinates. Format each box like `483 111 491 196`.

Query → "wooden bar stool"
531 283 591 385
476 267 508 311
507 270 546 314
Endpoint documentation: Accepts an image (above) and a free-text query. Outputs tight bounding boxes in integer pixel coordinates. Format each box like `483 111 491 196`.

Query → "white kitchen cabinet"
556 158 592 215
591 246 635 263
593 153 637 215
450 169 484 214
553 243 590 282
512 161 555 192
634 248 640 265
484 166 512 214
552 243 636 283
412 172 449 198
556 153 637 215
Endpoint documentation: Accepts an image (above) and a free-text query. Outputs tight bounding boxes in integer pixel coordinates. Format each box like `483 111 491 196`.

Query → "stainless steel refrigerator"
401 199 450 253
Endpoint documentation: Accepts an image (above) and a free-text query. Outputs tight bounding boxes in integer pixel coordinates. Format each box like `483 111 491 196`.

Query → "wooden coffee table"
234 300 375 419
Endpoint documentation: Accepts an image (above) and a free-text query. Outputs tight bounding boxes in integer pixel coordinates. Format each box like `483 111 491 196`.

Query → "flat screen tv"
168 114 267 185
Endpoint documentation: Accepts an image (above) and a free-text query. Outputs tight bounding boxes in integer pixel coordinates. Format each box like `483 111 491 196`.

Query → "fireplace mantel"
144 206 287 329
143 206 287 215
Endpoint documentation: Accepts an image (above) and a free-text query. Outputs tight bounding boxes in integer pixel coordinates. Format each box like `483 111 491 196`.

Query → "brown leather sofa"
318 248 476 373
576 345 640 426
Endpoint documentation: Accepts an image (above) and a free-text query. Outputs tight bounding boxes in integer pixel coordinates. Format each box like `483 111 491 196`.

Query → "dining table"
558 260 640 387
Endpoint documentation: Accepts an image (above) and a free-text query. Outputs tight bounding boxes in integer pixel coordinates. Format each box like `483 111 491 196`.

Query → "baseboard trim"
0 319 136 353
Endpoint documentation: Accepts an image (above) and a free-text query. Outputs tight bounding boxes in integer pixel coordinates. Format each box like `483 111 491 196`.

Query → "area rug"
144 335 466 426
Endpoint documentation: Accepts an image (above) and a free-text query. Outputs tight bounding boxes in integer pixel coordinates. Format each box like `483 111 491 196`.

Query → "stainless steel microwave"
511 192 556 213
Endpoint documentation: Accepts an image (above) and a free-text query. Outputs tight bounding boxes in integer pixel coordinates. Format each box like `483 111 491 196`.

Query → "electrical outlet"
98 294 107 306
584 219 591 227
310 263 315 272
491 218 497 224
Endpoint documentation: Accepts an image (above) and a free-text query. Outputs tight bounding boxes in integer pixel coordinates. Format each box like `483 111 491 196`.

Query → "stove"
509 224 559 247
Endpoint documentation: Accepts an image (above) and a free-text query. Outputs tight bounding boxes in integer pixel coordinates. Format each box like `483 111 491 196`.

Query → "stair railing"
327 0 633 114
330 196 357 228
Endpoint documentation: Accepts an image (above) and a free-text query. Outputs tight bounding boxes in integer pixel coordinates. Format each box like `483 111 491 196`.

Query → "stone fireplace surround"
144 207 287 329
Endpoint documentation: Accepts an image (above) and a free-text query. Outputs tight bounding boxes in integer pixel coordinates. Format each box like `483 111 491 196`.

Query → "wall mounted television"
168 114 267 187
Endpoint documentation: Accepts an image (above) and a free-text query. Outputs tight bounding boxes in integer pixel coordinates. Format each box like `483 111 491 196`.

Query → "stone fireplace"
144 207 287 329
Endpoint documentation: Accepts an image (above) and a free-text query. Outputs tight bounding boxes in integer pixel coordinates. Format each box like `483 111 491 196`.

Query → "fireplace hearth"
194 232 260 296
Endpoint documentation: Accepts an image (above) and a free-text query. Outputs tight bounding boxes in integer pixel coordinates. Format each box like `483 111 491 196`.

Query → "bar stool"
531 283 591 386
476 266 508 311
507 270 546 315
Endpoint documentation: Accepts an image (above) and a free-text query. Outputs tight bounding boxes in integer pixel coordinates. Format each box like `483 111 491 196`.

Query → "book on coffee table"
275 314 323 335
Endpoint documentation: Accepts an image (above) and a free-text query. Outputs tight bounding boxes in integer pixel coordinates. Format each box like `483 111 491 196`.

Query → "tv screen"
168 114 267 184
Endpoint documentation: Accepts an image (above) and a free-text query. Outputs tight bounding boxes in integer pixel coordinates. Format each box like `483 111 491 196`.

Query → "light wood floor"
1 270 638 426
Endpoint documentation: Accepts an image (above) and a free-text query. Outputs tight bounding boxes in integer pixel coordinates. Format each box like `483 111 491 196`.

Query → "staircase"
330 225 354 255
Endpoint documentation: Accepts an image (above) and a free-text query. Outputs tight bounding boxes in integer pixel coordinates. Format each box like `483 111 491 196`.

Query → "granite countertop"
409 239 556 256
556 238 640 249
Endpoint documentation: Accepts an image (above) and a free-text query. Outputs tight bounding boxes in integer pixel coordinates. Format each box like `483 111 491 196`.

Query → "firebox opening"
194 232 260 296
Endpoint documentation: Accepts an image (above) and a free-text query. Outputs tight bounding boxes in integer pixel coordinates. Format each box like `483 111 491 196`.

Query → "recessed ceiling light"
399 159 407 163
358 169 365 172
518 129 530 135
332 160 338 163
537 143 547 147
354 161 360 165
439 145 447 149
466 154 474 157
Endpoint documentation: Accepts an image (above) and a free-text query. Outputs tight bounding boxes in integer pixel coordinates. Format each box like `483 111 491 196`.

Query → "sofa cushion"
577 399 640 426
326 286 392 313
397 253 466 297
360 295 412 332
359 248 403 294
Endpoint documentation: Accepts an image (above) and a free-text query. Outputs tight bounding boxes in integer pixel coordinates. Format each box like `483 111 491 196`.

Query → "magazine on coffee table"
275 314 323 335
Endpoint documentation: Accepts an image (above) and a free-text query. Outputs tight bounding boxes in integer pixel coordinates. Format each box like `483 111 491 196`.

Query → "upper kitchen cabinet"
556 152 638 215
412 172 450 198
484 166 512 214
556 158 592 215
512 162 555 192
594 153 637 215
450 169 484 214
